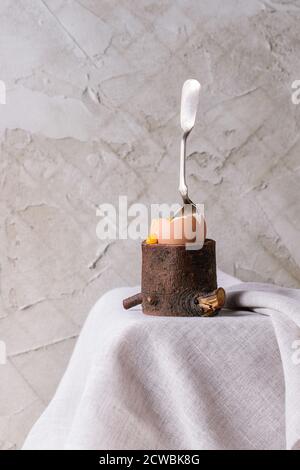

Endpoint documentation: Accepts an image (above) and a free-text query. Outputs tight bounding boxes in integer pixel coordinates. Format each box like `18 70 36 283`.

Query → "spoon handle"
178 79 200 207
179 133 189 203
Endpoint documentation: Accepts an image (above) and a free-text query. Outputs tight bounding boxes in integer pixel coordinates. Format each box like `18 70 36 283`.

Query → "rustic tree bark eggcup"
123 239 226 317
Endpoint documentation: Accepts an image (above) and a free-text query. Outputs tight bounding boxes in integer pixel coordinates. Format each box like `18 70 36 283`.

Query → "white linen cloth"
23 271 300 450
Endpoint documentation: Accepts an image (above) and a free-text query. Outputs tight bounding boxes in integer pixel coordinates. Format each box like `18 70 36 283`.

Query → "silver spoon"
175 79 201 218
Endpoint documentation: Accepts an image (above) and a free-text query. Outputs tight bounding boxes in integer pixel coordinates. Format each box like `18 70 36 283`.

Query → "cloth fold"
23 272 300 450
226 283 300 450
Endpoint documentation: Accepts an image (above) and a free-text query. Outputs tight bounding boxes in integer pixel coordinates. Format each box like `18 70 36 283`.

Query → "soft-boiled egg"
149 214 206 245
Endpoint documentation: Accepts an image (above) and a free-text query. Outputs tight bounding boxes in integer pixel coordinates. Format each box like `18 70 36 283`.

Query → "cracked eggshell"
150 214 206 245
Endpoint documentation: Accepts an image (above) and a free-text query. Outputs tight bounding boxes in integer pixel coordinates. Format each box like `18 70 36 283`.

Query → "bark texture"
141 239 218 316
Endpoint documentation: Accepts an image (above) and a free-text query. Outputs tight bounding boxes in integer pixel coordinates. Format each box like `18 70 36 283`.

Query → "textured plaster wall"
0 0 300 449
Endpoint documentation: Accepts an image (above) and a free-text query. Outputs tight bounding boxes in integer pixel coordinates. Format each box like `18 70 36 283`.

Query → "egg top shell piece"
150 214 206 245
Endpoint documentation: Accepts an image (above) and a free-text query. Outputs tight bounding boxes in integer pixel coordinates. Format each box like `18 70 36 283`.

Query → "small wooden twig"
123 292 143 310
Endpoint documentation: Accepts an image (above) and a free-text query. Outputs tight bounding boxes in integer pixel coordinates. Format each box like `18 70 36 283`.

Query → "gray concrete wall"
0 0 300 449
